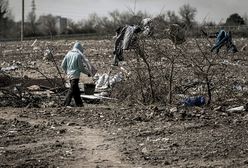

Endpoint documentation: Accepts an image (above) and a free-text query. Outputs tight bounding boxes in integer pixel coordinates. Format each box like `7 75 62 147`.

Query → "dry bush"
111 34 248 106
112 37 179 105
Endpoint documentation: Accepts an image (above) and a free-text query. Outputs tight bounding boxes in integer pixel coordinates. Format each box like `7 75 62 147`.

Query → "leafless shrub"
112 28 248 106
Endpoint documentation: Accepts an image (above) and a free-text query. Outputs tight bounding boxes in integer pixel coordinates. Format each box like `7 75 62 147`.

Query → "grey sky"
8 0 248 23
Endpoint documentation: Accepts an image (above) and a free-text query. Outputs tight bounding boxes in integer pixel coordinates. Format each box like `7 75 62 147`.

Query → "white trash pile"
93 72 124 90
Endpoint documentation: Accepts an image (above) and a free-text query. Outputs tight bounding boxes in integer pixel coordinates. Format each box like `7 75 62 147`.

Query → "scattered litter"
221 60 242 67
47 101 56 107
226 106 245 113
27 85 41 91
141 147 148 154
2 50 13 56
182 96 205 107
214 106 224 112
33 46 41 51
43 49 53 61
1 65 19 72
66 122 78 126
241 44 247 51
31 39 38 47
170 107 178 113
211 29 238 54
147 137 170 143
81 94 117 100
94 72 123 90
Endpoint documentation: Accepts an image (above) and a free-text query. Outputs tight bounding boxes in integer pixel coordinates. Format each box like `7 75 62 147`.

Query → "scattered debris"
27 85 41 91
1 65 19 71
43 48 53 61
170 107 178 113
226 105 247 113
1 38 248 168
241 44 247 51
182 96 205 107
94 72 123 90
31 39 38 47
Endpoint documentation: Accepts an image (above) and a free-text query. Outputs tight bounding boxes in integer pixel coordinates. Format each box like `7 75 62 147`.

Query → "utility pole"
21 0 24 41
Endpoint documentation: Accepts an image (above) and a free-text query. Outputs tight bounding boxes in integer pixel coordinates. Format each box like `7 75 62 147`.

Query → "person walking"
61 42 91 107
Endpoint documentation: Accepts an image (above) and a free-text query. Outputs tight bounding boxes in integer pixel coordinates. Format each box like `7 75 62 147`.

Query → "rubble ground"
1 39 248 167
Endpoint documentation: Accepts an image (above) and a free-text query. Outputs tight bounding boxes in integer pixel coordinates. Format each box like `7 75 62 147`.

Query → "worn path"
0 108 139 168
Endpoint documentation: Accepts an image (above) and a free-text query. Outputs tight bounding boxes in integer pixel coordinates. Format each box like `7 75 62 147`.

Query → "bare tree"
225 13 245 26
177 37 228 105
179 4 197 28
166 10 180 24
67 19 81 34
243 13 248 25
0 0 7 16
37 14 57 37
0 0 8 37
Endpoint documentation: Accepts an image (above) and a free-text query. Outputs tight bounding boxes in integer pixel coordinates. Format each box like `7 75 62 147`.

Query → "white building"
56 16 67 34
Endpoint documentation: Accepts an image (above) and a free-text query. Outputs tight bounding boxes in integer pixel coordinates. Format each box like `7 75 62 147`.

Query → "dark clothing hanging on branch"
211 29 238 54
113 25 142 66
112 18 154 66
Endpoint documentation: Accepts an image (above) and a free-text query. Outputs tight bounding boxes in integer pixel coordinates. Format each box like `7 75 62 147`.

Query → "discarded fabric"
183 96 205 107
141 18 153 36
227 106 245 112
113 25 142 66
94 72 123 90
1 65 19 71
44 49 53 61
211 29 238 54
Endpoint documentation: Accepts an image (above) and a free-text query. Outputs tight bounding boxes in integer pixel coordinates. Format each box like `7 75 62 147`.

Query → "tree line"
0 0 248 40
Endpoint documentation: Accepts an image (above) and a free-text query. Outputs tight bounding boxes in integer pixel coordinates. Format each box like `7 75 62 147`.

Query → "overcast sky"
8 0 248 23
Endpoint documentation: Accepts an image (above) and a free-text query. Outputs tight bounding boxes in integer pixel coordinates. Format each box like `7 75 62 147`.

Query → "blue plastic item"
183 96 205 107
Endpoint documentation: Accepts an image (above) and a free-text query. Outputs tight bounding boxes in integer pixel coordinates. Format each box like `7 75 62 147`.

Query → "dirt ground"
1 39 248 168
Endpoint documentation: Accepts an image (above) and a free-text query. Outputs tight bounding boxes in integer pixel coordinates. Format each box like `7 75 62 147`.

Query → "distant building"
56 16 67 34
